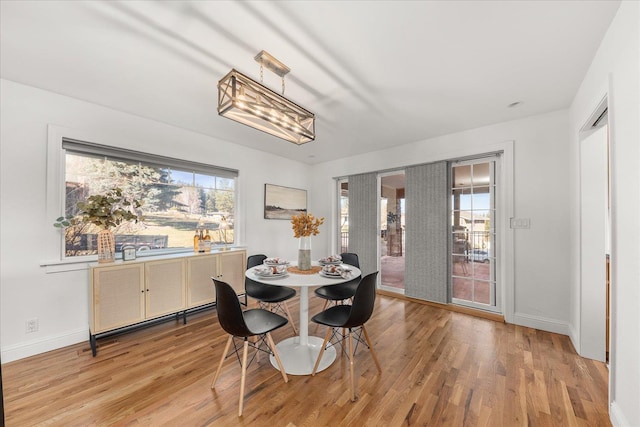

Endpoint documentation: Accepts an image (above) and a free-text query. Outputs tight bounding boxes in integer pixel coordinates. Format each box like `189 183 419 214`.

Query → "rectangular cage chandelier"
218 50 315 145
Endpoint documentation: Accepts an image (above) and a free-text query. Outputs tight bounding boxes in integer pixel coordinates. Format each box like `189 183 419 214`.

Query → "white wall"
0 80 575 362
309 109 572 333
0 79 310 362
569 2 639 426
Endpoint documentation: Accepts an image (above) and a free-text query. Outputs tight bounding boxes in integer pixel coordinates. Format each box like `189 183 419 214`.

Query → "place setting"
263 257 290 266
318 254 342 265
319 260 354 280
253 262 289 279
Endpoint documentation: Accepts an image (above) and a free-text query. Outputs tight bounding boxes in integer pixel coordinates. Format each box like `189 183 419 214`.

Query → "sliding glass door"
451 157 499 311
337 154 501 310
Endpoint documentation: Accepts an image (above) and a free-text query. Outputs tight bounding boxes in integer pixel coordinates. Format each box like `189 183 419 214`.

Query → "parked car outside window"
467 249 489 263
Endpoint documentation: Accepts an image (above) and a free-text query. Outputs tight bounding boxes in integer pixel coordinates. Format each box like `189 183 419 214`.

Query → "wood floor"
2 293 610 426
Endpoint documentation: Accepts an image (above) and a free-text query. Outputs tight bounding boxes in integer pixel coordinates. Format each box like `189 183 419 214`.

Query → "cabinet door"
92 264 145 333
145 259 186 319
186 254 219 308
220 250 246 295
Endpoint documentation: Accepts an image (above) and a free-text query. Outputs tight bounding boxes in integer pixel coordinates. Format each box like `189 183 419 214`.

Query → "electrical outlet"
26 318 38 333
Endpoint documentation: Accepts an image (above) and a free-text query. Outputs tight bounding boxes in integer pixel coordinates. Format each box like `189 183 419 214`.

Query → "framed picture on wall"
264 184 307 220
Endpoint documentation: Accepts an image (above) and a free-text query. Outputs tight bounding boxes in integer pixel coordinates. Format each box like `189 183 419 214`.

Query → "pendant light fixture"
218 50 315 145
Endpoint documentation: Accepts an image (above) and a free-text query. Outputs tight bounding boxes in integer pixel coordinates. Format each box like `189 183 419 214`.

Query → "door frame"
578 95 610 363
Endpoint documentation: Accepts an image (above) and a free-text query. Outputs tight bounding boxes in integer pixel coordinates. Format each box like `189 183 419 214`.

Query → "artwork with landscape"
264 184 307 220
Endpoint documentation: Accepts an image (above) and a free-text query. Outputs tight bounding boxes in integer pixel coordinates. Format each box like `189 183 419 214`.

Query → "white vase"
298 236 311 270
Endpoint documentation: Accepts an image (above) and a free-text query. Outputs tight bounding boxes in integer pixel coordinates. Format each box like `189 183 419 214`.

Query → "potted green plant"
54 188 142 263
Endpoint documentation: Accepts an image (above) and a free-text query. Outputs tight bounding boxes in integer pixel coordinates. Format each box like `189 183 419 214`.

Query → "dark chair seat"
247 285 296 304
242 309 289 335
310 304 351 328
314 282 358 301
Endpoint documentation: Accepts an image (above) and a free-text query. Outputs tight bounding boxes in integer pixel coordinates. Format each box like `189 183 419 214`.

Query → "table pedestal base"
270 336 336 375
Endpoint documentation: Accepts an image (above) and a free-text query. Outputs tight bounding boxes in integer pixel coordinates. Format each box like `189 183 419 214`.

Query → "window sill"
41 246 246 274
40 257 94 274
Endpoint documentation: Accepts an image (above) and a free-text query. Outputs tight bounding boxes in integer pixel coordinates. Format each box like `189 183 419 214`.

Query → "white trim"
1 327 88 363
379 284 405 295
46 125 68 259
568 323 580 354
512 312 570 335
501 141 515 324
609 401 630 427
452 298 501 313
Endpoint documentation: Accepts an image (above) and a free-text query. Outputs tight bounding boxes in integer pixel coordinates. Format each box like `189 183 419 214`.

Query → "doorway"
380 172 405 292
579 101 610 363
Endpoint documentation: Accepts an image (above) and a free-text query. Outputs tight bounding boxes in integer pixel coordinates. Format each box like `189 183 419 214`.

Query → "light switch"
510 218 531 229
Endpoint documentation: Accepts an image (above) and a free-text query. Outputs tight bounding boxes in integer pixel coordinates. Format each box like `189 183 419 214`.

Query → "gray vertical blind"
405 162 448 303
347 173 378 276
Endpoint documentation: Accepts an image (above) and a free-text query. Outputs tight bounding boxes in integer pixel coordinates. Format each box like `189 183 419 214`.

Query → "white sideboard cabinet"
89 249 246 355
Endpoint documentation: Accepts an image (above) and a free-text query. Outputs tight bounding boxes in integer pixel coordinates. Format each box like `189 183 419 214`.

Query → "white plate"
255 273 289 280
319 260 342 266
254 266 288 275
264 259 289 266
319 271 344 279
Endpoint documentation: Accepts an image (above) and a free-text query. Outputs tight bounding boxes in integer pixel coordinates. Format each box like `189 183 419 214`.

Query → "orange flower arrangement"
291 212 324 237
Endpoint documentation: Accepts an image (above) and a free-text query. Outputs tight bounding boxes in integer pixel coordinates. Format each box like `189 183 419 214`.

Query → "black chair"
311 271 381 401
245 254 297 335
314 252 361 311
211 279 289 417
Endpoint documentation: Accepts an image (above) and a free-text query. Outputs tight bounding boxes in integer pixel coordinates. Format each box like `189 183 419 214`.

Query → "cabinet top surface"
90 247 246 269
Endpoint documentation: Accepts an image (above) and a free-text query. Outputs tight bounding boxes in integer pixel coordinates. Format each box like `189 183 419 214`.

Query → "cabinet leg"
183 311 187 325
90 333 97 357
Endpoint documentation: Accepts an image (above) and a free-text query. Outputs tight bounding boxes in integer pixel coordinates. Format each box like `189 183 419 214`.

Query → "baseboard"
1 327 87 363
568 323 580 354
609 400 632 427
512 312 569 335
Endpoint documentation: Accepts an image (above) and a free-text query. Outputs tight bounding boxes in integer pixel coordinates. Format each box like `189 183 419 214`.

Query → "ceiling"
0 1 620 164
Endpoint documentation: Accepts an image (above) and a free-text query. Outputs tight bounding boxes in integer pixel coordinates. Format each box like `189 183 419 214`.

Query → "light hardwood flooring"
2 292 610 426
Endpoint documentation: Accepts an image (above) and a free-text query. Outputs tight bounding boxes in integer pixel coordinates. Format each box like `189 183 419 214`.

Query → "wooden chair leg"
282 301 298 335
348 330 356 401
211 335 232 388
266 332 288 383
238 339 249 417
313 299 330 334
362 325 381 373
312 327 333 376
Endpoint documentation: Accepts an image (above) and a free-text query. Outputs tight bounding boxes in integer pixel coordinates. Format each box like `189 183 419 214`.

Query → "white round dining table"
245 262 361 375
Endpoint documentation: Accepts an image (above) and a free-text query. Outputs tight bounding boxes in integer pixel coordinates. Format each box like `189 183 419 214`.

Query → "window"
61 139 238 258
